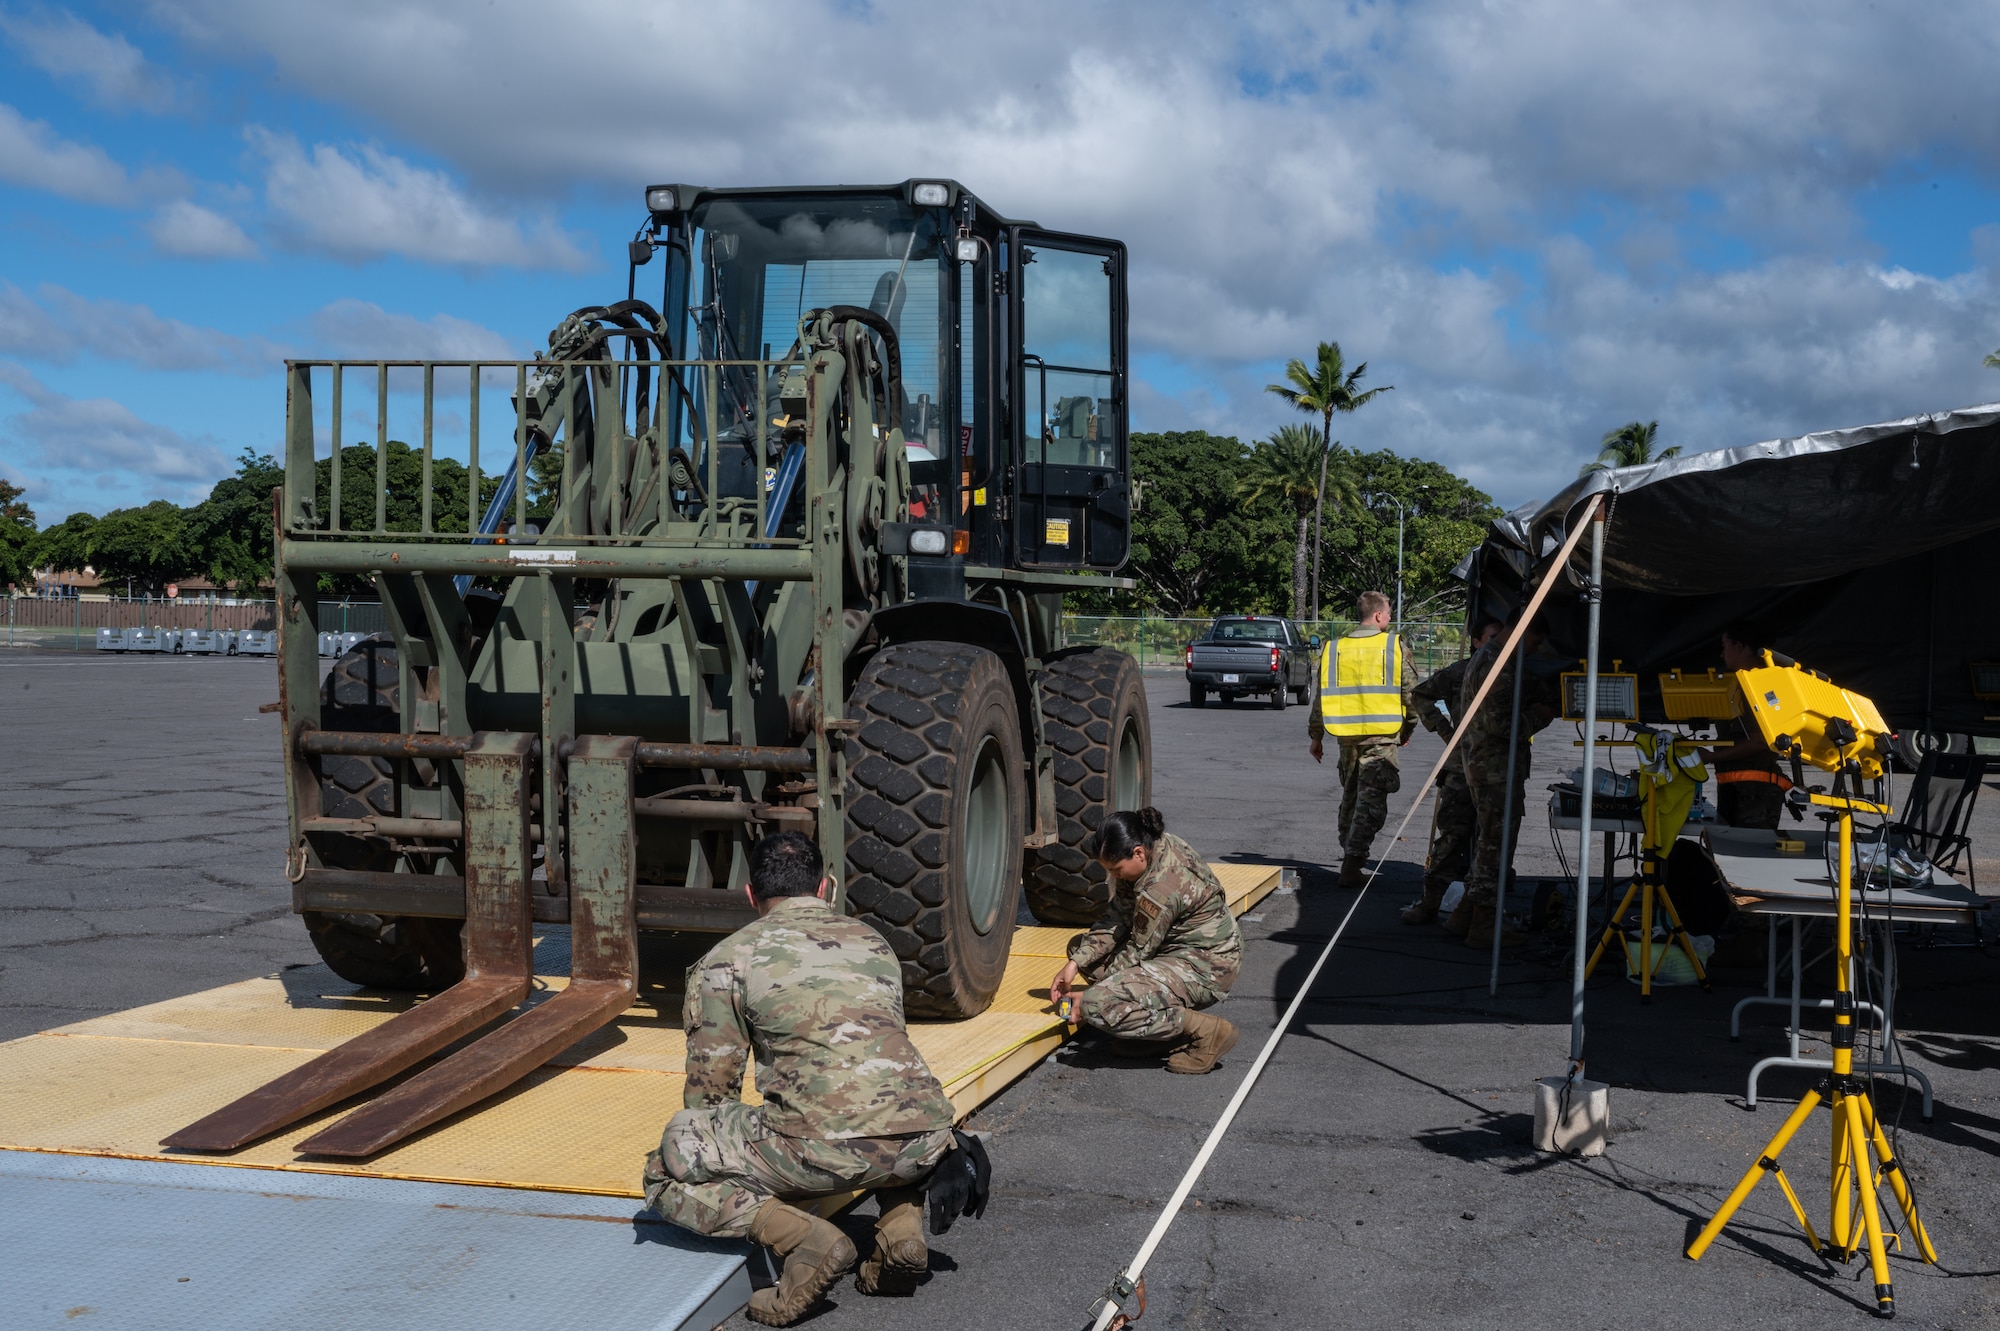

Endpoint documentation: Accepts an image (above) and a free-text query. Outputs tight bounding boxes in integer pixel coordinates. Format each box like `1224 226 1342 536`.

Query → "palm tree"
1239 424 1359 619
1582 420 1679 475
1984 349 2000 368
1265 341 1392 619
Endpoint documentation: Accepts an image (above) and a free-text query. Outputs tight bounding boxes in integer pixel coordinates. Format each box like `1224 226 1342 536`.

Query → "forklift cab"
641 180 1130 576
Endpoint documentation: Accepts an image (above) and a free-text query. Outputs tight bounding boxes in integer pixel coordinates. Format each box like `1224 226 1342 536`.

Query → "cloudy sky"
4 1 2000 521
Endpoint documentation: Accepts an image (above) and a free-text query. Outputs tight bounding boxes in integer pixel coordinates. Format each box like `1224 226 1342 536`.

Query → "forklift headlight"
912 182 950 206
645 185 678 213
955 237 981 263
909 528 950 555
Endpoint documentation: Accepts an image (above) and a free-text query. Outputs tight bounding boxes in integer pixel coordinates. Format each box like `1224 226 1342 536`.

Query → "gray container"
180 629 228 654
317 631 339 657
336 631 367 655
235 630 277 656
127 628 167 653
94 627 124 652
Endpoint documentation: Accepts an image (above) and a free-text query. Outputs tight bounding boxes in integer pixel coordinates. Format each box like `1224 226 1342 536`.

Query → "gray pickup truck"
1185 615 1315 709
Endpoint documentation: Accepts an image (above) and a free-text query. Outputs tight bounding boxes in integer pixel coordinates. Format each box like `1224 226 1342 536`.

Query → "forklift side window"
1019 245 1116 469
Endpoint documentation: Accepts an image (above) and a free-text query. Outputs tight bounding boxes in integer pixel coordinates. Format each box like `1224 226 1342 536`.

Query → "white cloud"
0 8 176 112
249 130 589 270
0 361 231 501
307 299 520 361
117 1 2000 503
146 199 257 258
0 101 133 205
0 282 284 374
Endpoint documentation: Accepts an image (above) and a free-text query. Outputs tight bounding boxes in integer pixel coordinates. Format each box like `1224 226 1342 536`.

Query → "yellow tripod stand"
1581 734 1711 1002
1685 787 1938 1316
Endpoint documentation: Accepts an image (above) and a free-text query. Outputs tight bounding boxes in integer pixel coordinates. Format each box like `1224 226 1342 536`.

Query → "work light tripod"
1580 733 1711 1001
1685 767 1938 1318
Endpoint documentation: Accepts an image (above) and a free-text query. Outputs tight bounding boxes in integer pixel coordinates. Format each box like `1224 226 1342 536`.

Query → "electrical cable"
1081 493 1605 1331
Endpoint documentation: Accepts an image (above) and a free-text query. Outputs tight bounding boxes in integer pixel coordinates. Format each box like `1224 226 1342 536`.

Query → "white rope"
1085 494 1604 1331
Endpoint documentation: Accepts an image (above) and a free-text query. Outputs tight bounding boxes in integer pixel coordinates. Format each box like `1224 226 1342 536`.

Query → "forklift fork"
164 733 639 1158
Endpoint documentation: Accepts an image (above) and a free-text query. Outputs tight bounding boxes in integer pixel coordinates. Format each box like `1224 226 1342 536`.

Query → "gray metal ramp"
0 1149 749 1331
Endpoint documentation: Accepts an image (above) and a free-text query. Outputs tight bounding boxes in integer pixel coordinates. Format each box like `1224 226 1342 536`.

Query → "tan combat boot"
1166 1011 1240 1074
855 1185 928 1296
1462 902 1527 950
746 1199 858 1326
1401 882 1447 925
1442 894 1473 937
1339 858 1368 888
1103 1037 1177 1060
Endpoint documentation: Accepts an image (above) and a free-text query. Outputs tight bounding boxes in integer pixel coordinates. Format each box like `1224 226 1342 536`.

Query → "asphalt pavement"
3 652 1999 1330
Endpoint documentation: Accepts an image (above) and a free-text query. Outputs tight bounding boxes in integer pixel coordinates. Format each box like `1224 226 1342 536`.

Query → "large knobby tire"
844 642 1025 1020
1023 648 1153 925
303 635 465 992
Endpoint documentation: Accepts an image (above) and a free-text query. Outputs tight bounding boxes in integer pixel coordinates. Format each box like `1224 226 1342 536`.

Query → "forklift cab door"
1010 230 1129 569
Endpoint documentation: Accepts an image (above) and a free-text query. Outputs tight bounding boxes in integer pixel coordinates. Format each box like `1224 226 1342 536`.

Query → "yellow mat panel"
0 864 1283 1196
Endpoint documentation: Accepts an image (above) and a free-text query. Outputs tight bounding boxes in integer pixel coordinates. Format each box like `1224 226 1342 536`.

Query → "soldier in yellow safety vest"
1308 591 1417 887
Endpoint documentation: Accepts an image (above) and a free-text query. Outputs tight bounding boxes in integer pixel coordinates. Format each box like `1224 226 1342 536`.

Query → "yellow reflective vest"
1319 631 1405 738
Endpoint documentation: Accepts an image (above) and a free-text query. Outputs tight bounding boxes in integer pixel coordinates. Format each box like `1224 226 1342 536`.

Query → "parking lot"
4 650 1999 1329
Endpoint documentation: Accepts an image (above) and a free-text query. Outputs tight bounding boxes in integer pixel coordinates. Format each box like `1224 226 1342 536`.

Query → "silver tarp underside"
1465 402 2000 736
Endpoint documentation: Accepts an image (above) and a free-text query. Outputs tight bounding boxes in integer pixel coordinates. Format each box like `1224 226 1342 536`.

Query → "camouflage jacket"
1457 641 1563 788
682 896 955 1141
1412 657 1474 781
1068 833 1243 981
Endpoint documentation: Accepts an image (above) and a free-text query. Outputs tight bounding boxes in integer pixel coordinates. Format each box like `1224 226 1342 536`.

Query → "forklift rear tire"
303 635 465 992
844 642 1024 1020
1024 648 1154 926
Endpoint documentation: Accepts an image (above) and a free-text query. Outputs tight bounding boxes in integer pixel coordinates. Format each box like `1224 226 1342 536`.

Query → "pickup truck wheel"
1294 683 1312 705
1269 685 1287 711
1188 682 1205 708
1024 647 1154 925
844 642 1023 1020
302 634 466 992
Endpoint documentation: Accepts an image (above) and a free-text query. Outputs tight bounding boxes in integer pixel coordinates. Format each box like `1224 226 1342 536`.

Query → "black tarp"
1462 403 2000 737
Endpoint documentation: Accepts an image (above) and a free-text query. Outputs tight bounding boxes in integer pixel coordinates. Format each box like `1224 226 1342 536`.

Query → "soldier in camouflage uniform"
643 832 958 1325
1050 808 1244 1074
1402 618 1502 924
1454 614 1563 949
1308 593 1419 887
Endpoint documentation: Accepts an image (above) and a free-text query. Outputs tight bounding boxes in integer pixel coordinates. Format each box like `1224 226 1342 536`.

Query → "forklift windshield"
683 195 951 467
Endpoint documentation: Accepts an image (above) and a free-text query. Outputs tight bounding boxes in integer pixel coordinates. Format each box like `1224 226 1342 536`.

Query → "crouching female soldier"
1048 808 1243 1074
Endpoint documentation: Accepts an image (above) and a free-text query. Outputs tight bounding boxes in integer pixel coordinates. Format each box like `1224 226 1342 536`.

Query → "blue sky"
5 1 2000 523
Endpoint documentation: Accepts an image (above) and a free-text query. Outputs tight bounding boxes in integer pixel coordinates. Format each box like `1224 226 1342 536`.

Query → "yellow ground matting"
0 863 1282 1197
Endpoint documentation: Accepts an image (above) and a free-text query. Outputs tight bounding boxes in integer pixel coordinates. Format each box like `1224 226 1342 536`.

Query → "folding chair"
1889 749 1986 894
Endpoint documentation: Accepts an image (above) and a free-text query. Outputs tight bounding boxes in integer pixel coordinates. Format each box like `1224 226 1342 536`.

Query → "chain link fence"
1062 614 1470 676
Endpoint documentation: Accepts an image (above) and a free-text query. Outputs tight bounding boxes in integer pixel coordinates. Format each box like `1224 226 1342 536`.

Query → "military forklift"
164 180 1152 1158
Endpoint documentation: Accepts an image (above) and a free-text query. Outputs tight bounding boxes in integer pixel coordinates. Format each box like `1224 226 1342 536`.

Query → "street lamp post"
1362 492 1409 634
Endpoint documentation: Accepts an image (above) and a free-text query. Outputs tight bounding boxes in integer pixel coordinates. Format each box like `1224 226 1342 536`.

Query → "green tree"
0 478 36 589
1264 340 1392 617
183 450 286 591
1583 420 1678 474
1316 450 1500 621
1105 431 1291 617
1984 349 2000 368
1238 424 1339 619
308 440 496 593
57 501 189 595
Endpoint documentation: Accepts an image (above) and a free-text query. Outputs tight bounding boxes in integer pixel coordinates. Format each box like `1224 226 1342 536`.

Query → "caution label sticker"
1045 518 1072 547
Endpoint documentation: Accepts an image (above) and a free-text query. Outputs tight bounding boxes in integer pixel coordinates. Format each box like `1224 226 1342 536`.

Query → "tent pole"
1489 632 1528 996
1571 509 1606 1068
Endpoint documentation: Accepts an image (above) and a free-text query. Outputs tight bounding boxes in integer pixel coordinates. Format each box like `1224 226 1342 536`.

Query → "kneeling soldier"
643 831 958 1326
1050 808 1244 1073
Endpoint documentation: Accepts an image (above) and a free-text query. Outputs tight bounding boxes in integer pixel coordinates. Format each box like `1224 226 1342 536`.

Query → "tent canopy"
1465 404 2000 738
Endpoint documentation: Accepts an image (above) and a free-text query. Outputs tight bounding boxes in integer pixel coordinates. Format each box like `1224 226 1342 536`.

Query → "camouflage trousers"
644 1101 953 1239
1079 952 1238 1042
1462 779 1526 912
1337 738 1401 861
1424 770 1477 896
